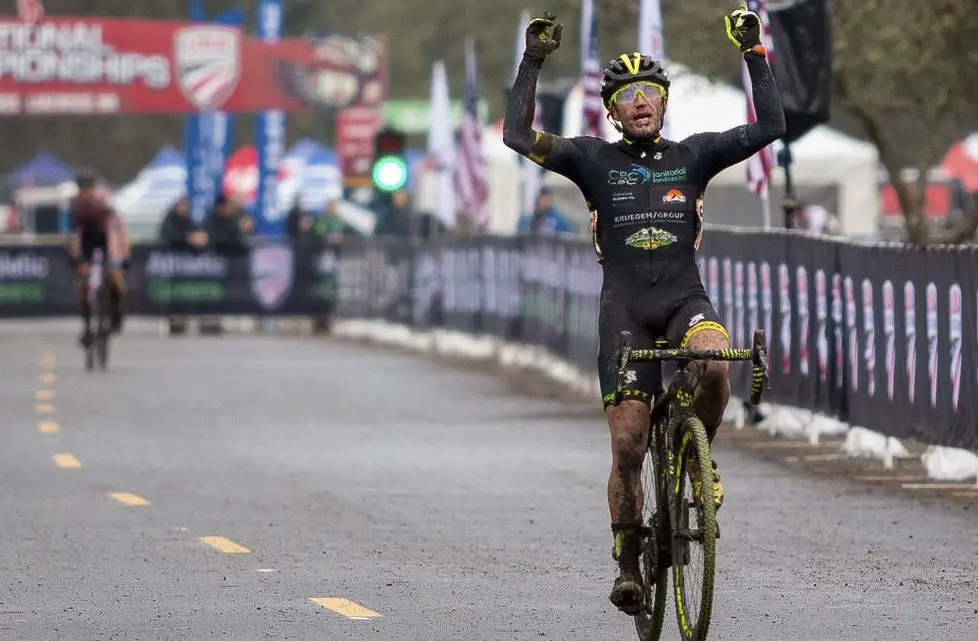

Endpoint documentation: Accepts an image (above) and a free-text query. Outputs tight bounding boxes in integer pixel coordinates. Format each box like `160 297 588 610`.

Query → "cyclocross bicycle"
613 328 770 641
83 249 113 371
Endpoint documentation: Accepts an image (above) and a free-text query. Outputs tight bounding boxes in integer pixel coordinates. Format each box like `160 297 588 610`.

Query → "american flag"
17 0 44 23
742 0 776 199
580 0 603 138
454 36 489 230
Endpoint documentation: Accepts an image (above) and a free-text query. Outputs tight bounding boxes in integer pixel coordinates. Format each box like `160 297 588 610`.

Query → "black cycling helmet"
75 166 98 188
600 53 671 108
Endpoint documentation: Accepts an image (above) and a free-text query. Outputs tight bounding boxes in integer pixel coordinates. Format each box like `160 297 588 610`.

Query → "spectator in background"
285 196 316 245
204 193 248 254
159 197 208 250
517 188 575 235
314 198 353 242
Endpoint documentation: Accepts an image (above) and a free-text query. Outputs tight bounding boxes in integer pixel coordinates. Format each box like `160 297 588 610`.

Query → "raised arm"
502 12 586 176
685 4 786 179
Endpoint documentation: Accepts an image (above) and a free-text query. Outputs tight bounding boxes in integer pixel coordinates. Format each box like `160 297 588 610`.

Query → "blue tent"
9 150 75 184
144 144 184 170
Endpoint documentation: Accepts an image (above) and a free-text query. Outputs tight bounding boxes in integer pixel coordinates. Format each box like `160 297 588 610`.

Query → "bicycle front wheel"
671 416 717 641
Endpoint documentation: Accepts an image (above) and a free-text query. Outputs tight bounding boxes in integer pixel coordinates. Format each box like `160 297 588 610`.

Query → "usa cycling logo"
607 164 651 186
174 26 242 110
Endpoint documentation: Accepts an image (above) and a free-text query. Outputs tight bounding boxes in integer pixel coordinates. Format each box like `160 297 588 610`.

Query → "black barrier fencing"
0 230 974 451
0 242 341 318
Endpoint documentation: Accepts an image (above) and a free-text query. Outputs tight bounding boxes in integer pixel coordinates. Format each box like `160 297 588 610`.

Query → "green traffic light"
372 155 408 192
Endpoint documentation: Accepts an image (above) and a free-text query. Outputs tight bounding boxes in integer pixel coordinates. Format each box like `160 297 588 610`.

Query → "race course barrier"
1 230 977 465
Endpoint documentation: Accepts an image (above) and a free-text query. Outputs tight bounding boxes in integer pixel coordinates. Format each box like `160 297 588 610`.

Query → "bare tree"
833 0 978 245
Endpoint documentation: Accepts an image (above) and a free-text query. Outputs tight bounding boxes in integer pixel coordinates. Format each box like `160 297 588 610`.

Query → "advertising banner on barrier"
0 18 387 114
0 230 975 451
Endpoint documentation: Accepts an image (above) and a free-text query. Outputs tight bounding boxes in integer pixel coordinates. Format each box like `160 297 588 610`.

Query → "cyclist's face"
611 82 666 138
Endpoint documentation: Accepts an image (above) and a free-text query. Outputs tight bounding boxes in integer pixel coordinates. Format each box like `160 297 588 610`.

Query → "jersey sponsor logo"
612 190 636 204
174 26 242 111
662 189 686 203
688 313 705 327
624 226 677 251
612 211 684 227
949 284 962 411
250 244 293 310
607 164 652 185
652 166 687 183
862 279 875 397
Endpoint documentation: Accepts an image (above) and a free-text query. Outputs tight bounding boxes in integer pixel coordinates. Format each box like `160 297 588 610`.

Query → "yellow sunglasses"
611 81 667 105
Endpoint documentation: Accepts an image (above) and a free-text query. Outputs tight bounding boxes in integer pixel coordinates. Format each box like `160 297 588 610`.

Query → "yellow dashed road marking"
35 404 55 414
39 372 56 383
52 454 81 468
36 390 55 401
200 536 250 554
109 492 150 506
38 420 59 433
40 355 55 367
310 598 382 620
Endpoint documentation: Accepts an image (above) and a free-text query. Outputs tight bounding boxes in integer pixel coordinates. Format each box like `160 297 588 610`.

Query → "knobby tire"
671 416 717 641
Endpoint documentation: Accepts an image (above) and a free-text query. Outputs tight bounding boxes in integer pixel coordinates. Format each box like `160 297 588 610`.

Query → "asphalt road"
1 319 976 641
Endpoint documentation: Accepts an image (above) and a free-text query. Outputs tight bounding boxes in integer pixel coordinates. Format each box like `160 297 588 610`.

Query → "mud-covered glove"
724 2 763 54
524 10 563 61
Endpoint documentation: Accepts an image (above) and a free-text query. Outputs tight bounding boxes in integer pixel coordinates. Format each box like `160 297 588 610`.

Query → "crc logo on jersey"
904 281 916 404
882 281 895 401
778 263 791 374
663 189 686 203
815 270 828 382
796 266 809 377
844 276 858 392
174 26 242 110
723 259 733 339
607 164 651 185
250 245 294 310
862 279 876 398
926 283 938 408
949 284 962 412
734 261 745 348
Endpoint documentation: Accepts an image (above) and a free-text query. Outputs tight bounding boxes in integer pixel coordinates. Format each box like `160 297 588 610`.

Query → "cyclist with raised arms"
503 3 785 615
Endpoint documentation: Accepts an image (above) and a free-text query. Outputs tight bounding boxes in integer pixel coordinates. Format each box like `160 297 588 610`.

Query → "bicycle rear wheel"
671 416 717 641
633 443 668 640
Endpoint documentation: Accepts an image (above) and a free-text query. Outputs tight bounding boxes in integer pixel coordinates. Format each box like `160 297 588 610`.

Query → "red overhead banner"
0 17 387 115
